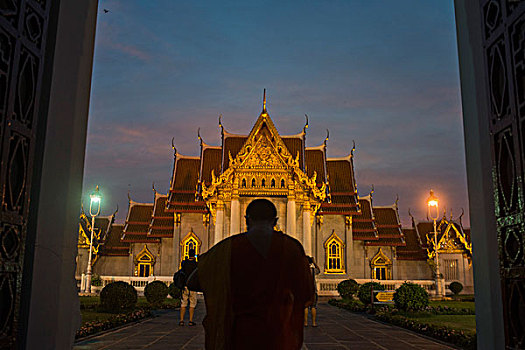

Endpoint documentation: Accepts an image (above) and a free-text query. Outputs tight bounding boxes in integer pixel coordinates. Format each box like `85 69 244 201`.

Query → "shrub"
100 281 137 313
357 282 384 305
91 274 102 287
144 281 169 307
449 281 463 296
337 279 359 300
168 283 182 299
394 282 429 311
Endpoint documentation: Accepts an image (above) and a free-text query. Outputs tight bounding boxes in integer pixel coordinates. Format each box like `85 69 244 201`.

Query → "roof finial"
262 88 267 114
351 140 356 156
152 182 157 195
459 208 464 226
395 194 399 207
324 129 330 146
304 114 309 133
197 127 203 145
370 184 374 196
171 137 177 157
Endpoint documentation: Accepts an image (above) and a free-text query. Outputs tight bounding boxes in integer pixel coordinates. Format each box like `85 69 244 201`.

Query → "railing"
317 279 437 296
78 275 438 297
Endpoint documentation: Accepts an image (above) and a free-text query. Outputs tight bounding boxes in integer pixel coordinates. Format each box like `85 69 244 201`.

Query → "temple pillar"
214 201 224 245
287 197 296 239
230 197 241 235
303 204 312 255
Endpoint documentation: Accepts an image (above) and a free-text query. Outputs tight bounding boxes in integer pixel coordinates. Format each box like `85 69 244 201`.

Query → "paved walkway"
74 304 455 349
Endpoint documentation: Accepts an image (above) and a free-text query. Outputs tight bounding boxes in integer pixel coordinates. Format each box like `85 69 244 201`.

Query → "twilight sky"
83 0 468 227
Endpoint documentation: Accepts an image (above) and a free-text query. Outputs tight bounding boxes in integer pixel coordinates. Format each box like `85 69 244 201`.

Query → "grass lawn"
429 300 476 312
405 314 476 334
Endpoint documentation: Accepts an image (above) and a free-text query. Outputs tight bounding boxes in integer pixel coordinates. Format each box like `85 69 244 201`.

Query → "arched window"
370 248 392 280
252 178 256 187
271 178 276 188
261 178 266 187
180 230 202 267
281 179 285 188
134 245 156 277
324 231 345 274
242 178 247 188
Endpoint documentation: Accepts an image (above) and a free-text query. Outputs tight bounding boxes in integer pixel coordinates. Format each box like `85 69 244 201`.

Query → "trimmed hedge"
337 279 359 300
144 281 169 307
393 282 429 311
76 309 151 339
168 283 182 299
357 282 384 305
100 281 137 313
449 281 463 296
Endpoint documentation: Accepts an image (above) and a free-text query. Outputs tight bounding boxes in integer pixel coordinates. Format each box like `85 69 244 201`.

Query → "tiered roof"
352 196 378 240
397 228 427 260
121 201 159 243
100 225 129 256
148 193 174 237
366 205 405 246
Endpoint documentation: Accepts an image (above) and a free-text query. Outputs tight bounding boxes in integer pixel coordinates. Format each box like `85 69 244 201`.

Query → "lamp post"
427 189 443 298
86 186 101 293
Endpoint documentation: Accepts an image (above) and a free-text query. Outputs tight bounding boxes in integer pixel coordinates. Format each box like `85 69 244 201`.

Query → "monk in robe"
187 199 314 349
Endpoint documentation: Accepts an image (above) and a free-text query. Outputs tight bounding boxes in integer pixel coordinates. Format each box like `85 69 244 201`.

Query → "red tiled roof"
121 203 159 243
366 206 405 246
397 228 427 260
282 136 304 170
200 147 222 185
321 159 358 214
305 149 326 185
149 195 174 237
352 198 378 240
168 156 206 213
222 136 247 170
100 225 129 256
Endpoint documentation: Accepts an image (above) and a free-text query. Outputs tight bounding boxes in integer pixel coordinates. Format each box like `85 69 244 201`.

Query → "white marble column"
287 198 296 239
214 201 224 245
230 197 240 235
303 208 312 256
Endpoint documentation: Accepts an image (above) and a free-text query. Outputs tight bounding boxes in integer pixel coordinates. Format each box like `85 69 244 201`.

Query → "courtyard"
74 303 455 350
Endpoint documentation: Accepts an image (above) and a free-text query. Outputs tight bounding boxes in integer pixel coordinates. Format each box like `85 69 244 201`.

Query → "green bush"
337 279 359 300
168 283 182 299
394 282 429 311
100 281 137 313
449 281 463 296
91 274 102 287
357 282 384 305
144 281 169 307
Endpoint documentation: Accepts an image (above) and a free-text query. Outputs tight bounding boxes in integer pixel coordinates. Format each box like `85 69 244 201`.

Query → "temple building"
76 94 474 293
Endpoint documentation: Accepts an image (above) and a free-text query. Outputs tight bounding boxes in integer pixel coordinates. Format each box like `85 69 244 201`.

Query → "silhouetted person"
180 248 197 326
187 199 314 349
304 256 320 327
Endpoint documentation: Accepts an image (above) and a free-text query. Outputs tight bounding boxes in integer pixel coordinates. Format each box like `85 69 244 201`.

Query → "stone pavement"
74 303 456 349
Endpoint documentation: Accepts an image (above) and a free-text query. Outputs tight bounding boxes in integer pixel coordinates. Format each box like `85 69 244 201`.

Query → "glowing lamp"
426 189 439 221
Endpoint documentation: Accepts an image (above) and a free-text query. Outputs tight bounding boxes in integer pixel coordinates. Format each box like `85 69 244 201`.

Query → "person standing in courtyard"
304 256 320 327
179 248 198 326
187 199 314 349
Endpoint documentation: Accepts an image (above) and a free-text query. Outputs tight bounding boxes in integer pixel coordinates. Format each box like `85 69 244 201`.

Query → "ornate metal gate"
0 0 54 347
482 0 525 348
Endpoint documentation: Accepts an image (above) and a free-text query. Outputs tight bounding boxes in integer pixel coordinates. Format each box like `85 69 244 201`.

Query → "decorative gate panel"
482 0 525 348
0 0 53 347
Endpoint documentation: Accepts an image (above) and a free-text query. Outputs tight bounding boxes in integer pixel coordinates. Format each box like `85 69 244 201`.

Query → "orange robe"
198 231 314 350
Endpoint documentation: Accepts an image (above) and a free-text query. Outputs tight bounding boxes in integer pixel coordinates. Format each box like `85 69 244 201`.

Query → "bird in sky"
103 9 109 13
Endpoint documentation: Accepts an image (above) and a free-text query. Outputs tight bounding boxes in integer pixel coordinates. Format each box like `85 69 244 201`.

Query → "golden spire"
262 88 267 114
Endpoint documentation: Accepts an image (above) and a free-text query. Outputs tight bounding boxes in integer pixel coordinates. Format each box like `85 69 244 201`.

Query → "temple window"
261 179 266 187
324 231 345 274
444 259 459 280
252 178 256 187
242 178 247 188
180 230 202 267
281 179 285 188
134 245 156 277
271 179 276 188
370 248 392 280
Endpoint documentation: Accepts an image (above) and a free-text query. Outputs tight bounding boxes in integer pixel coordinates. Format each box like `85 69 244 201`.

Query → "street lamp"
427 189 443 298
86 185 101 293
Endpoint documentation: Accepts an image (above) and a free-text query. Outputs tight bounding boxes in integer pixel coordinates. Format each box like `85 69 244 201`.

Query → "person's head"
245 199 278 230
307 256 314 264
188 248 196 258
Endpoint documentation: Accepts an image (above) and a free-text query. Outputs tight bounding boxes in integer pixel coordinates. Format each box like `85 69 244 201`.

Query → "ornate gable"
201 103 327 223
426 219 472 259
